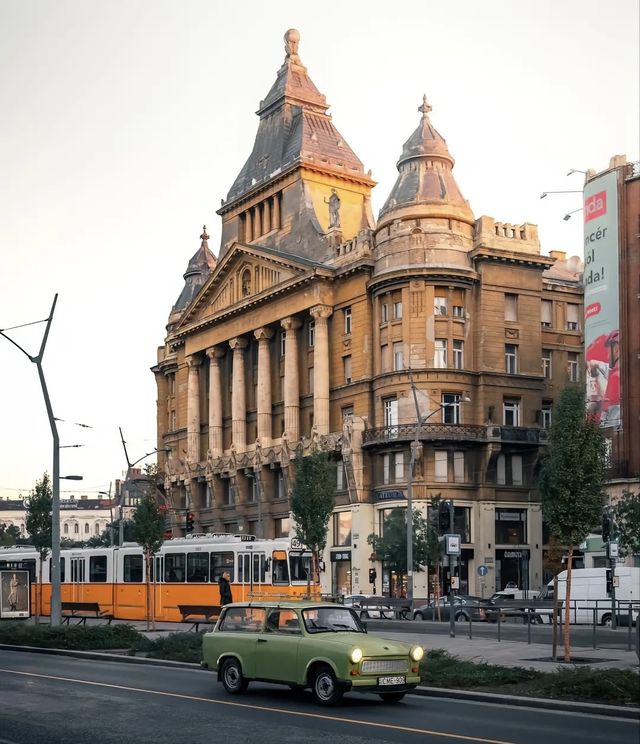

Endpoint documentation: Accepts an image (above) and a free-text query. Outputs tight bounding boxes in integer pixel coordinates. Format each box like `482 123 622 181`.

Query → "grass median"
1 623 637 707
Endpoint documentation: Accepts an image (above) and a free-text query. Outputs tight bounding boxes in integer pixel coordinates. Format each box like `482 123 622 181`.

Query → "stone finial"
418 94 432 119
200 225 209 242
284 28 300 59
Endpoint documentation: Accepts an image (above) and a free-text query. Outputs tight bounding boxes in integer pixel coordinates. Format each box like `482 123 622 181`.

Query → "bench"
178 604 221 631
61 602 113 626
359 597 412 620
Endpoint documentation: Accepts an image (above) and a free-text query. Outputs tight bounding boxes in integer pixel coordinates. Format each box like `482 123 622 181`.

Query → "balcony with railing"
362 422 487 447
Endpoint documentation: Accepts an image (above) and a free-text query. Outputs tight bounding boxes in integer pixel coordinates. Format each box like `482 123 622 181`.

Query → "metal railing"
363 423 487 446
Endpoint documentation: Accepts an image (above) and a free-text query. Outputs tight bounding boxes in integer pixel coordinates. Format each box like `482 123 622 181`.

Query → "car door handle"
257 638 267 643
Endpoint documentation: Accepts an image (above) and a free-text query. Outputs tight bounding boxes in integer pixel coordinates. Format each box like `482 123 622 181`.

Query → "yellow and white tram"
0 534 313 621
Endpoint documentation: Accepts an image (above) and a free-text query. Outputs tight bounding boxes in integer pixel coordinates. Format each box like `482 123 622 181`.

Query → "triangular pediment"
175 242 325 330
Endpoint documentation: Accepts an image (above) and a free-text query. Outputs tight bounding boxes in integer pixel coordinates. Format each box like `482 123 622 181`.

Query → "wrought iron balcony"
487 426 542 444
362 422 487 446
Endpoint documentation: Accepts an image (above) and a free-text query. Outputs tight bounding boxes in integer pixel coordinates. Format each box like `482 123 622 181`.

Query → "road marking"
0 668 515 744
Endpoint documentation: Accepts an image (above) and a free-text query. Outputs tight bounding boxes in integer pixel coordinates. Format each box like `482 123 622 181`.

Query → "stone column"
186 355 201 463
310 305 333 435
229 337 248 450
273 194 280 229
263 200 271 234
254 327 274 443
206 346 225 456
253 206 262 239
281 317 301 441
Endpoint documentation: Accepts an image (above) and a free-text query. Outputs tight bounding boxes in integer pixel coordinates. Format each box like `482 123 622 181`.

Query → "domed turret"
169 226 217 327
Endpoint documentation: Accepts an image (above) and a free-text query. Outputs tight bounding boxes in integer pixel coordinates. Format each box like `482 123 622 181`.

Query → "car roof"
224 601 346 610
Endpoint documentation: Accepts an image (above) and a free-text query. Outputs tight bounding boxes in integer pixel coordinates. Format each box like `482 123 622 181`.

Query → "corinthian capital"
280 316 302 332
254 327 274 342
229 337 248 352
310 304 333 321
186 355 201 368
206 346 225 362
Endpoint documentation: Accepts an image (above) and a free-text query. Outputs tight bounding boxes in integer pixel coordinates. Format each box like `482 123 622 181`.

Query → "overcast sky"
1 0 638 501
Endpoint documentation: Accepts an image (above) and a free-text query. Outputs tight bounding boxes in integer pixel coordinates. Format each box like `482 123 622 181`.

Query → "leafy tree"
539 386 607 661
25 473 53 621
611 490 640 558
290 452 335 596
0 523 21 547
132 492 166 630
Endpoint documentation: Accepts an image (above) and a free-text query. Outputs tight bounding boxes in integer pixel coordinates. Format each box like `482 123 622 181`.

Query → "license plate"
378 675 405 686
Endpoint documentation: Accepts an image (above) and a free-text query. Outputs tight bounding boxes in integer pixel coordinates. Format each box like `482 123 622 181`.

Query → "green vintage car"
202 601 423 706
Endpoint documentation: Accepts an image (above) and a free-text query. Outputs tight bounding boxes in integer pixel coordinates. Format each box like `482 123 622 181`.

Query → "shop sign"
501 550 529 559
496 511 522 521
376 490 405 501
330 551 351 562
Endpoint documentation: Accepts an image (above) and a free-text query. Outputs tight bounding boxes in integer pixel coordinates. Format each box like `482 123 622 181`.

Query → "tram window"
252 554 266 583
124 554 143 583
272 551 289 585
187 552 209 582
60 557 65 583
164 553 186 582
90 555 107 582
22 559 36 583
289 554 311 582
210 551 234 582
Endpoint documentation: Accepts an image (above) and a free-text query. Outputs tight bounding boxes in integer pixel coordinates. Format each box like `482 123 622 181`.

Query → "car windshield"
302 607 364 633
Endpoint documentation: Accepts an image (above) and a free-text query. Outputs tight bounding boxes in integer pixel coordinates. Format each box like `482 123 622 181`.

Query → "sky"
0 0 638 501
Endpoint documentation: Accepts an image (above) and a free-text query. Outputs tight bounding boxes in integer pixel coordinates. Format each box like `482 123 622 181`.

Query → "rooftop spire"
170 225 217 319
418 94 432 119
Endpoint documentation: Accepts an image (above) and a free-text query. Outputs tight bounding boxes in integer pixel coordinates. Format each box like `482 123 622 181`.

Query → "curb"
1 643 637 719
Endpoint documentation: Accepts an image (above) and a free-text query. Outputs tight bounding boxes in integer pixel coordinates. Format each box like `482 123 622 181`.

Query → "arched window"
84 523 90 534
74 523 79 535
241 269 251 297
95 523 100 535
64 523 69 535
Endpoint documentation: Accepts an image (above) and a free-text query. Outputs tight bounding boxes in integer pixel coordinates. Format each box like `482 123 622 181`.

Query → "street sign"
445 534 461 555
608 542 619 558
477 565 489 577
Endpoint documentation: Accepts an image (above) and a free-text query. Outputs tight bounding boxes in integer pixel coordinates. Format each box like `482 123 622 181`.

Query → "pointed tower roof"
170 226 217 319
222 29 371 208
380 96 473 222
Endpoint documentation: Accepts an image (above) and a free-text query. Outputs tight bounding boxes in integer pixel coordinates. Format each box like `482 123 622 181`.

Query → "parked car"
342 594 394 619
413 595 492 622
202 601 423 706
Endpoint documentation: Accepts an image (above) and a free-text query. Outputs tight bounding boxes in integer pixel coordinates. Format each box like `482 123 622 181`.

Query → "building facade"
153 30 583 598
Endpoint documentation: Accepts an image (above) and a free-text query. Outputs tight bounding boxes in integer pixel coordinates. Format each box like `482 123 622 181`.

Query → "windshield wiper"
308 623 336 632
330 623 354 630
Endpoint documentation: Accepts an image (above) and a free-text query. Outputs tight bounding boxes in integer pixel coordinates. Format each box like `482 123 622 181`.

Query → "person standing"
218 571 233 606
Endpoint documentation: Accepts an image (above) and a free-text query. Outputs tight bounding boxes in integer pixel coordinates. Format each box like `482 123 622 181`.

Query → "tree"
290 452 335 596
539 386 607 661
132 491 166 630
0 523 21 547
611 490 640 558
367 507 434 597
25 473 53 622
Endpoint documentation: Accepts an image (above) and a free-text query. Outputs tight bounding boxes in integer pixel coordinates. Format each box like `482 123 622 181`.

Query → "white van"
540 567 639 625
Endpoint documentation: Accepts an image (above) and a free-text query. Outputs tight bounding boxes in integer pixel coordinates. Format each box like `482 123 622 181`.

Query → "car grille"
361 659 409 674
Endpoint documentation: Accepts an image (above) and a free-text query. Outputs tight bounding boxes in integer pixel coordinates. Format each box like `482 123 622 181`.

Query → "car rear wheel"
414 611 424 621
311 665 343 706
379 692 406 703
221 658 248 694
601 614 612 627
454 612 469 622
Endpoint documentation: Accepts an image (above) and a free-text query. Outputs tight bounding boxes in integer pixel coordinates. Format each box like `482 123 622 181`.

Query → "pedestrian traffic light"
602 513 612 542
606 568 613 594
438 500 453 534
369 568 377 584
186 512 195 533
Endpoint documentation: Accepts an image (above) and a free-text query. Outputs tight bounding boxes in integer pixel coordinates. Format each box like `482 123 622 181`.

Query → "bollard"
497 608 501 642
636 616 640 661
527 608 532 644
468 612 473 639
628 604 633 652
593 608 597 650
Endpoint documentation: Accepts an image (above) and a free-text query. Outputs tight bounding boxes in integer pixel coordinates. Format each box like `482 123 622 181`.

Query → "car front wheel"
414 611 424 621
311 665 343 706
379 692 406 703
221 658 248 694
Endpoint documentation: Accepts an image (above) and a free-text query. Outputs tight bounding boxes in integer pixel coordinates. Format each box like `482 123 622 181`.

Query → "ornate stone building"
153 29 583 598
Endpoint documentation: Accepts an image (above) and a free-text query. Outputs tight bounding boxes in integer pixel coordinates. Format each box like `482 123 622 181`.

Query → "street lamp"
405 370 470 604
563 207 584 221
539 190 582 199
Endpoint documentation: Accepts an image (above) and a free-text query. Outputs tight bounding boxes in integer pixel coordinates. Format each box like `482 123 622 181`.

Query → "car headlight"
349 647 363 664
410 645 424 662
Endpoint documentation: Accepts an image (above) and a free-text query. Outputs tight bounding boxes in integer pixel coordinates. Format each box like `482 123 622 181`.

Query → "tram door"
154 554 166 620
237 552 266 601
70 557 86 601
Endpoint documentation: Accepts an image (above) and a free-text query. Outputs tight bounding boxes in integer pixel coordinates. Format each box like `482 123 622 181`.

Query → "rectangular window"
381 343 389 372
384 397 398 427
381 302 389 323
336 463 344 490
210 551 234 582
453 451 465 483
308 321 315 348
123 554 143 583
505 294 518 322
280 331 286 356
505 344 518 374
225 479 235 506
495 508 527 544
277 471 285 499
452 305 464 318
453 340 463 369
333 512 352 546
343 355 352 384
568 352 580 382
170 410 176 430
434 296 448 315
566 303 580 331
542 349 552 379
393 301 403 320
89 555 107 583
343 307 352 334
434 339 447 368
511 454 523 486
187 552 209 582
541 300 553 328
442 393 462 424
164 553 186 582
503 398 521 427
382 451 404 483
169 373 176 396
454 506 472 543
307 366 314 393
274 517 290 539
394 451 404 480
541 401 552 429
435 451 448 482
393 341 404 371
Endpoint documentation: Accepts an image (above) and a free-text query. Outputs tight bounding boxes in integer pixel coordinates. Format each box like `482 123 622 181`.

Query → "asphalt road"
0 651 636 744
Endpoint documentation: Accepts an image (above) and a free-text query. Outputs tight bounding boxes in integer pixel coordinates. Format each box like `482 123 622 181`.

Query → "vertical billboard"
0 570 30 618
584 170 620 428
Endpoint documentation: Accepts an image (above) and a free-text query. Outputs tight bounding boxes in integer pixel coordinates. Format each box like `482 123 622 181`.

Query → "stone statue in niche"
324 188 341 229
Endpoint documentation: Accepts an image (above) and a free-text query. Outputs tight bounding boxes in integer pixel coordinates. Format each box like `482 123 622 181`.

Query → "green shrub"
145 631 204 663
530 667 640 705
0 622 149 651
421 649 538 688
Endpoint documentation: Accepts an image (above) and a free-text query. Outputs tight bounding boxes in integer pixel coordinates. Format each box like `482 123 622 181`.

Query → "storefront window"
453 507 471 543
495 508 527 544
331 551 352 596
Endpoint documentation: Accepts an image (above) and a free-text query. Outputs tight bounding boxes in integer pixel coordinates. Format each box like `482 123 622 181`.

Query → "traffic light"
186 512 195 533
368 568 377 584
602 513 613 542
606 568 613 594
438 500 453 534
